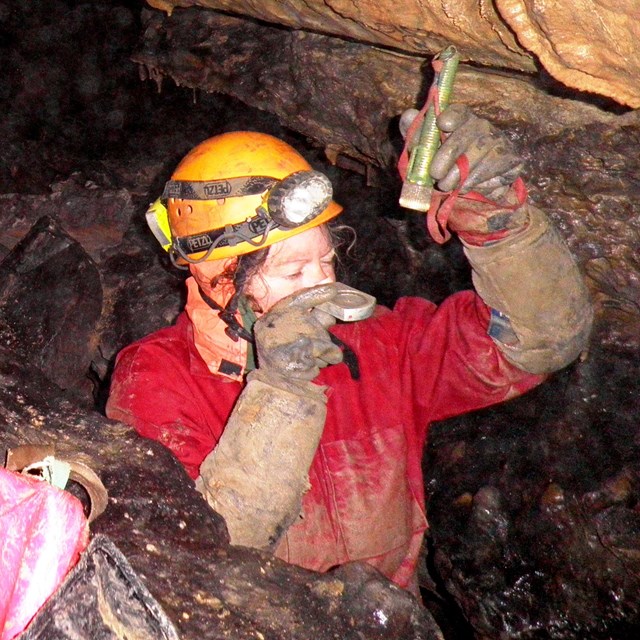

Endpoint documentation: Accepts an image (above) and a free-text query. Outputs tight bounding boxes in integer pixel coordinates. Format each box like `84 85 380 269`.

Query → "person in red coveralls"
106 106 593 595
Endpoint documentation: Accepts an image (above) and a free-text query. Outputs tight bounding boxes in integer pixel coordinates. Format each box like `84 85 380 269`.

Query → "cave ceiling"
147 0 640 109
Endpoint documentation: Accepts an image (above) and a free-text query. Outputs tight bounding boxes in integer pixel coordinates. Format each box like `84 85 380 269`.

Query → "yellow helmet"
146 131 343 265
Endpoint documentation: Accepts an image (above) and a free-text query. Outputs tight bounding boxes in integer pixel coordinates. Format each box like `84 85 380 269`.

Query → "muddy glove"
196 285 343 551
401 106 593 372
430 105 523 200
401 104 529 244
253 284 343 382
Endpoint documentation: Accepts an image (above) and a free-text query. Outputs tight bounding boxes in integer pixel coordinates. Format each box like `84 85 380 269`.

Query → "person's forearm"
463 205 593 374
196 371 327 550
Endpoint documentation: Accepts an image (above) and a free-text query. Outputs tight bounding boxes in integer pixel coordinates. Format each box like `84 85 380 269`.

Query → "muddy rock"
424 338 640 638
0 216 102 399
0 175 134 262
146 0 640 107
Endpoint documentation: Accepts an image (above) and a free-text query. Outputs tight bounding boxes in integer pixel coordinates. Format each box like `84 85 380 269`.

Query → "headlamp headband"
172 210 277 265
162 176 278 202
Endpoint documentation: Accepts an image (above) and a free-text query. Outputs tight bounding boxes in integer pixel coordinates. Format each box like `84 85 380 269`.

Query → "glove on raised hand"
253 284 343 383
401 104 529 243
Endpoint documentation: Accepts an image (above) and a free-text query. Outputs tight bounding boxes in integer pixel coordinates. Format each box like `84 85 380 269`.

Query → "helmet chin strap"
197 280 362 380
196 283 255 344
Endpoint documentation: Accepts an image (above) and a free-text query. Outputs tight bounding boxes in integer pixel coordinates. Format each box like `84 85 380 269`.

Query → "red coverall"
107 290 543 592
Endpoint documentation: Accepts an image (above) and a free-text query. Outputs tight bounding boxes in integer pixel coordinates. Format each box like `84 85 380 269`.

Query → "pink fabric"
0 468 89 640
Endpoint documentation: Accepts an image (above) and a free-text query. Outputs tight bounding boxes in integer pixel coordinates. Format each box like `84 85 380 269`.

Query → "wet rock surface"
0 175 133 261
0 216 103 399
1 1 640 638
424 341 640 638
146 0 640 108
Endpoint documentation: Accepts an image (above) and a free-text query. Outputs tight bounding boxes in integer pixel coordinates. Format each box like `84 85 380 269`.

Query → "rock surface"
496 0 640 108
425 340 640 638
0 175 133 262
0 216 103 398
145 0 640 107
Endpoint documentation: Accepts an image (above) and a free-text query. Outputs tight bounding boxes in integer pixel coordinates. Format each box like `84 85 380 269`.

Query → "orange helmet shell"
167 131 342 262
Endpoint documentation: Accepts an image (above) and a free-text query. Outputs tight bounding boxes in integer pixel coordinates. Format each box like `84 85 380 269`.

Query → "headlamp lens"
267 171 333 228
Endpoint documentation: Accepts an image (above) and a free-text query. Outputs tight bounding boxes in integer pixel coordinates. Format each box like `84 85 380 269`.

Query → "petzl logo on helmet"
186 234 213 251
203 181 232 198
248 217 270 235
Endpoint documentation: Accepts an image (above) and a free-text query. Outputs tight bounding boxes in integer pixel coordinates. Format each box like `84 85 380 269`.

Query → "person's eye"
283 271 303 280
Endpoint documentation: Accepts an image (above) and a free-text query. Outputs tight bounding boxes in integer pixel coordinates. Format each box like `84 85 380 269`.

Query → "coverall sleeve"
106 343 222 479
392 291 546 427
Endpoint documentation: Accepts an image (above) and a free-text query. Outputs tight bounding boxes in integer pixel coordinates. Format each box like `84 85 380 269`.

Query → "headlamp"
147 169 335 265
265 171 333 228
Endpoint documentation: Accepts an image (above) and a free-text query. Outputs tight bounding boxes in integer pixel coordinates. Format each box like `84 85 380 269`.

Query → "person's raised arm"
402 104 593 373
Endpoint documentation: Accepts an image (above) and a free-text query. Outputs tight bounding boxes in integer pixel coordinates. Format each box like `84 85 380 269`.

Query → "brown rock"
497 0 640 107
0 175 134 263
145 0 640 106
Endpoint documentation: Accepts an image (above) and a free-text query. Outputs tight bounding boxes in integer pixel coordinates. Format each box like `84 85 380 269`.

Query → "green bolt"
399 45 460 211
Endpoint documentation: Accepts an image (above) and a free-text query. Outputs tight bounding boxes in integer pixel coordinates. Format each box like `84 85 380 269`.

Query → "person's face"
245 225 336 313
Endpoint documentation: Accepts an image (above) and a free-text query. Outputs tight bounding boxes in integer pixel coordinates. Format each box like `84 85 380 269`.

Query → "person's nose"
305 260 335 287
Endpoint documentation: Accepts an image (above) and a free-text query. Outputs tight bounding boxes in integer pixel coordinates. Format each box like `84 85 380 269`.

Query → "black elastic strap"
174 213 276 259
329 334 361 381
163 176 277 201
197 284 254 344
218 359 243 377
